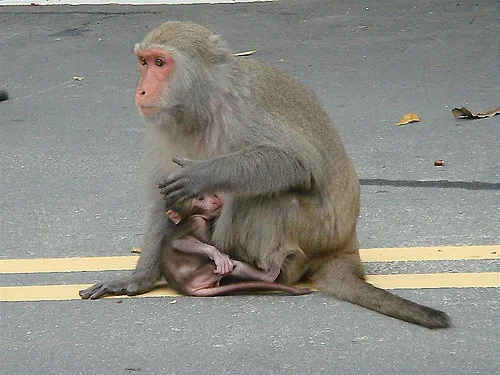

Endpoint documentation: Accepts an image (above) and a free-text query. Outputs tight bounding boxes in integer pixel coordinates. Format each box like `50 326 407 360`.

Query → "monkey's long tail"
191 281 311 297
315 256 451 329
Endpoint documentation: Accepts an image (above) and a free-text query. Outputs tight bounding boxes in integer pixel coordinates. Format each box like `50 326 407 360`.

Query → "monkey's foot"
79 275 155 299
263 266 281 282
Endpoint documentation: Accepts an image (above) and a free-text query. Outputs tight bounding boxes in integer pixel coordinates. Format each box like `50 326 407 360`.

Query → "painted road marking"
0 255 139 274
0 272 498 302
1 245 498 274
1 245 498 301
360 245 498 262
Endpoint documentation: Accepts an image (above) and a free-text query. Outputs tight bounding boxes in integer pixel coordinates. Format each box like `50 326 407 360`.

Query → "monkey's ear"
209 35 232 63
166 210 181 225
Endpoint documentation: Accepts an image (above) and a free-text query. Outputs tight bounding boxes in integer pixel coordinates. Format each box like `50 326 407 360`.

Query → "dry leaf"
434 160 445 166
72 76 84 81
234 49 259 57
397 113 421 126
131 247 142 254
452 106 500 119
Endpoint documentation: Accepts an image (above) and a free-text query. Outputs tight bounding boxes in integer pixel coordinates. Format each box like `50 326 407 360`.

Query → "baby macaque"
161 194 311 296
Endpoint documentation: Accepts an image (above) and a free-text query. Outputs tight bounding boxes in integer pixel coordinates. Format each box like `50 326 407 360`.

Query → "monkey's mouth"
139 106 162 116
211 205 223 216
215 195 224 206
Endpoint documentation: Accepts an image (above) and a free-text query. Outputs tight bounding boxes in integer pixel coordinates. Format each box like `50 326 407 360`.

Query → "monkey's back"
238 59 339 138
236 56 360 213
211 57 360 268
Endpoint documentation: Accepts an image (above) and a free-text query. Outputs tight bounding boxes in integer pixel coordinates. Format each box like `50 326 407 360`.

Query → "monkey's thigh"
186 263 222 291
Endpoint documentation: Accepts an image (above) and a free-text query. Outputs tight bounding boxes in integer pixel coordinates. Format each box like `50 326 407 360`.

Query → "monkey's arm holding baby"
160 195 309 296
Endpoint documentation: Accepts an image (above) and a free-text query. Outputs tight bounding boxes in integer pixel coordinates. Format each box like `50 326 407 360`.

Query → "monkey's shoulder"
173 216 211 237
235 58 326 114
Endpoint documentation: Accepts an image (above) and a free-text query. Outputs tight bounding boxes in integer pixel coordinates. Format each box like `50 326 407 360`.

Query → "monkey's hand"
207 248 234 275
79 273 156 299
158 157 212 202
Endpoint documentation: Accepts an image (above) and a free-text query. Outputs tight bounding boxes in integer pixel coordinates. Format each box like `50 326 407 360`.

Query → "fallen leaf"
131 247 142 254
72 76 84 81
434 160 445 166
397 113 421 126
452 106 500 119
234 49 259 57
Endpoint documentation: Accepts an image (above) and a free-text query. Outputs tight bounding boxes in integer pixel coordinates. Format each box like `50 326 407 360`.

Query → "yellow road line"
0 272 498 302
0 256 139 274
361 245 499 262
366 272 499 289
0 245 498 274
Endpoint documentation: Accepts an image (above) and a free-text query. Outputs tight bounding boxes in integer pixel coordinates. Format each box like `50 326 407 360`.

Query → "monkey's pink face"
135 48 175 116
192 194 224 219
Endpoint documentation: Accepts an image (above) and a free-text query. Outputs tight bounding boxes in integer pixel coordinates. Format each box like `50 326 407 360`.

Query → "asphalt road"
1 1 499 374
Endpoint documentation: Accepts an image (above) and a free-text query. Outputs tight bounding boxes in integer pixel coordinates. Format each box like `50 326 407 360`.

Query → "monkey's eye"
155 58 165 67
139 56 147 65
198 196 205 201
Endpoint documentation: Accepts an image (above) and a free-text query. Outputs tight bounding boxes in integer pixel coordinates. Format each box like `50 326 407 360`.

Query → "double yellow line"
0 245 498 302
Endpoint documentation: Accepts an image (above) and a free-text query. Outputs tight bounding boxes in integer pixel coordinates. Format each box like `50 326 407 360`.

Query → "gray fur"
79 22 451 329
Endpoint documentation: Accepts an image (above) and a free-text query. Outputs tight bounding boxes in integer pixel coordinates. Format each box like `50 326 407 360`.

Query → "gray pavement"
1 1 499 374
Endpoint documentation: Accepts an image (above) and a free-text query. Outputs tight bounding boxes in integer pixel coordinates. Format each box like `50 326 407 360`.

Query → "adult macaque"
80 22 450 329
162 193 310 296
